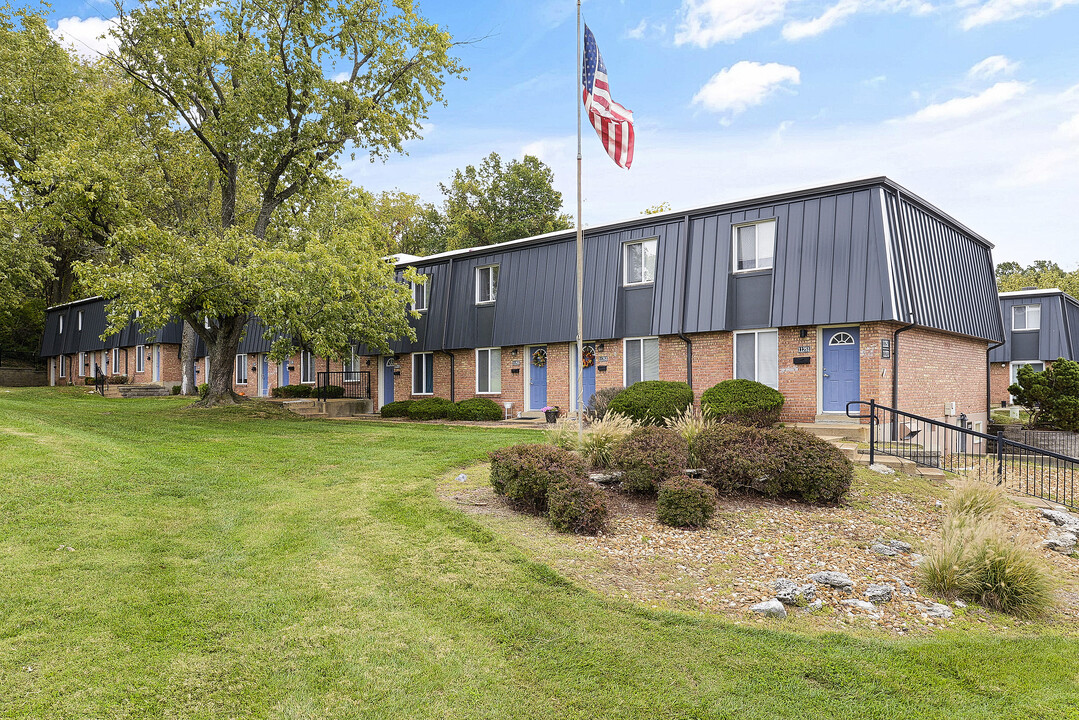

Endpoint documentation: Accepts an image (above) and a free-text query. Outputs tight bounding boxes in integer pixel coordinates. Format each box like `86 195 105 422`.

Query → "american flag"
582 24 634 170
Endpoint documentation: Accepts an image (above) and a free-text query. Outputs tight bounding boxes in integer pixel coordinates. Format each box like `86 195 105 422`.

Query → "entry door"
822 327 860 412
153 345 161 382
260 355 269 396
528 346 548 410
571 343 597 411
382 356 395 407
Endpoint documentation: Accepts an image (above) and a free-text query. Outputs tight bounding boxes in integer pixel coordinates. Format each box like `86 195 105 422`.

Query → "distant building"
990 288 1079 406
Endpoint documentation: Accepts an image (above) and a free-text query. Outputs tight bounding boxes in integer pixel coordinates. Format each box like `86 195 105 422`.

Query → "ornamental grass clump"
668 406 715 467
547 478 609 535
579 412 636 468
611 425 689 493
488 443 586 513
544 419 581 452
656 476 716 528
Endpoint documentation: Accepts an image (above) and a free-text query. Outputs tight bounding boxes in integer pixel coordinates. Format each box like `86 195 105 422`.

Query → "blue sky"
38 0 1079 267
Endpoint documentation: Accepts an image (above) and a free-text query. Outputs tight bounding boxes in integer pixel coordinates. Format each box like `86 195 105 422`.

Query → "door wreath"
581 346 596 369
531 348 547 367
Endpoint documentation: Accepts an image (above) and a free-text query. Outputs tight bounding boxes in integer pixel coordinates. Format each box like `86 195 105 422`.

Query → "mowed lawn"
1 389 1077 719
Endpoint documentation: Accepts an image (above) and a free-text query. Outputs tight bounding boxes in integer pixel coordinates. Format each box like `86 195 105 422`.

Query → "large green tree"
81 0 462 405
439 152 572 250
996 260 1079 297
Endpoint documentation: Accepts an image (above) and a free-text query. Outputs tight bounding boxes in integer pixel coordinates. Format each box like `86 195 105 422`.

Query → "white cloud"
782 0 865 40
624 18 667 40
625 19 648 39
692 61 801 117
1059 113 1079 138
864 74 888 87
674 0 788 47
967 55 1019 79
960 0 1079 28
905 81 1028 122
51 16 117 58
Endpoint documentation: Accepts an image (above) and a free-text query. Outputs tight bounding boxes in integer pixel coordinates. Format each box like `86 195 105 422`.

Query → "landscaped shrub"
197 382 209 399
656 476 717 528
668 406 716 467
607 380 694 426
959 532 1053 617
700 379 784 427
171 385 181 395
449 397 504 421
612 425 689 493
107 374 128 385
319 385 345 399
544 420 580 451
586 386 624 421
547 478 608 534
408 397 456 420
696 425 853 503
272 384 312 398
488 443 586 513
380 400 414 418
1009 358 1079 430
580 412 636 468
946 478 1005 520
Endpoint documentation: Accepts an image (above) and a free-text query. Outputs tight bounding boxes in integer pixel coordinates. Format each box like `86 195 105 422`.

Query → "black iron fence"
315 371 371 401
847 399 1077 511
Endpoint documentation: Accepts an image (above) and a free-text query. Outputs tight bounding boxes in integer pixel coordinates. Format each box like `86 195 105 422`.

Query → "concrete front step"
825 438 947 479
793 422 868 442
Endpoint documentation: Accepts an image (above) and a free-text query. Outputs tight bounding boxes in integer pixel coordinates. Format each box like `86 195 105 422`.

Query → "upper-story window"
1012 304 1041 331
624 238 657 286
77 310 83 330
476 265 499 305
733 219 776 273
411 277 429 312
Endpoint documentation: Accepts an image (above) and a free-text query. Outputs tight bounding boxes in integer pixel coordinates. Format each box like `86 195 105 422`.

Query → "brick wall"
990 363 1011 408
895 326 989 424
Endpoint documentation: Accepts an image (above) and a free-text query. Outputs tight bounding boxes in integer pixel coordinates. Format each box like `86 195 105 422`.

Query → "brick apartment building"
989 288 1079 407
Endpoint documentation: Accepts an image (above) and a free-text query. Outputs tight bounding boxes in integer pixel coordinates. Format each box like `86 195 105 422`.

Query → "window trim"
78 351 86 377
475 264 499 305
412 352 434 395
1009 360 1045 386
732 219 777 274
733 328 780 389
111 348 119 371
622 336 660 387
1012 304 1041 331
411 276 429 312
135 345 145 374
300 350 315 384
235 353 248 385
475 347 502 395
59 355 67 378
622 238 658 287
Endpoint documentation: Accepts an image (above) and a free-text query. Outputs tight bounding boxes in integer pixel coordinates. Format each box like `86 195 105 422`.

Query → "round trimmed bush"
700 379 784 427
607 380 694 426
612 425 690 494
657 476 717 528
769 427 854 504
547 478 608 535
407 397 455 420
488 443 586 513
272 384 312 398
696 424 785 495
380 400 413 418
449 397 504 421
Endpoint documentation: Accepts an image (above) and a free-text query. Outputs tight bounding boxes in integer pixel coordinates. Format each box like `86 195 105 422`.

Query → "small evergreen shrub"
607 380 694 426
1009 358 1079 430
171 385 181 395
488 443 586 513
272 384 312 398
586 386 624 421
380 400 414 418
197 382 209 399
449 397 504 421
700 379 785 427
319 385 345 399
107 374 128 384
656 476 717 528
696 424 783 494
547 478 608 535
769 428 854 504
612 425 689 493
407 397 456 420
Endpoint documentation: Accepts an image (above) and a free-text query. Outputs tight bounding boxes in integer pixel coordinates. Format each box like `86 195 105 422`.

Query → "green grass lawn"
1 388 1077 719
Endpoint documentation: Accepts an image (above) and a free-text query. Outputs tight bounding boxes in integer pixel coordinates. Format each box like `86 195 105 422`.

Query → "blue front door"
822 327 860 412
260 355 269 396
382 357 395 406
580 343 596 410
529 346 547 410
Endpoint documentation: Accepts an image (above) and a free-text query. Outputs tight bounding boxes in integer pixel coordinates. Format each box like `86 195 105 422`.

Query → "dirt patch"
439 466 1079 636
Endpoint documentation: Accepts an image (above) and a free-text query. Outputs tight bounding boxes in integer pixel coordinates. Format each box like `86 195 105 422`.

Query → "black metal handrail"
315 371 371 401
847 399 1077 510
94 368 107 397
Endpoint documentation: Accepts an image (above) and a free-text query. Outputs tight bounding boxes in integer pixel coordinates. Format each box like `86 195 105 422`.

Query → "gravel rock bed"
443 467 1079 635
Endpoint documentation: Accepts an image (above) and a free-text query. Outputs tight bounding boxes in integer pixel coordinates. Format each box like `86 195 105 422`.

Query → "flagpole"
575 0 585 444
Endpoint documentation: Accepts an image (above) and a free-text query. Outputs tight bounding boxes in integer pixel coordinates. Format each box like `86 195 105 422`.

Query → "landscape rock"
887 539 913 553
589 472 623 485
920 602 953 619
894 578 917 597
803 599 824 612
865 584 894 603
773 578 816 605
750 599 787 619
841 599 877 612
455 473 468 483
1041 508 1078 527
870 543 899 557
869 463 895 475
911 553 925 566
1044 529 1077 554
809 571 853 592
954 600 967 608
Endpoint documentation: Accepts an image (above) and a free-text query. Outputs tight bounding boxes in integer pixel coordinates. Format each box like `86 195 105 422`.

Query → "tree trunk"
193 314 247 407
180 321 199 395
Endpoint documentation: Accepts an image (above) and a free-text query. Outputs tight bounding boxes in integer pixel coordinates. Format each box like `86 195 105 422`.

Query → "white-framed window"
135 310 142 319
78 351 86 377
733 219 776 273
734 329 779 389
300 351 315 384
1012 304 1041 331
623 238 658 286
111 348 119 371
58 316 64 334
343 348 362 382
412 352 434 395
59 356 67 378
475 265 499 305
476 348 502 394
77 310 83 330
624 337 660 387
411 276 429 312
1010 361 1045 386
135 345 145 373
235 354 248 384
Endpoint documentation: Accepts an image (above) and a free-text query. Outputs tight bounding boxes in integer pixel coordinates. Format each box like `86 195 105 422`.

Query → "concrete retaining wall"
0 367 47 387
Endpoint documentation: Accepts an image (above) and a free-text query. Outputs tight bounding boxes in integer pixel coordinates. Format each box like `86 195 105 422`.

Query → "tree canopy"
996 260 1079 297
